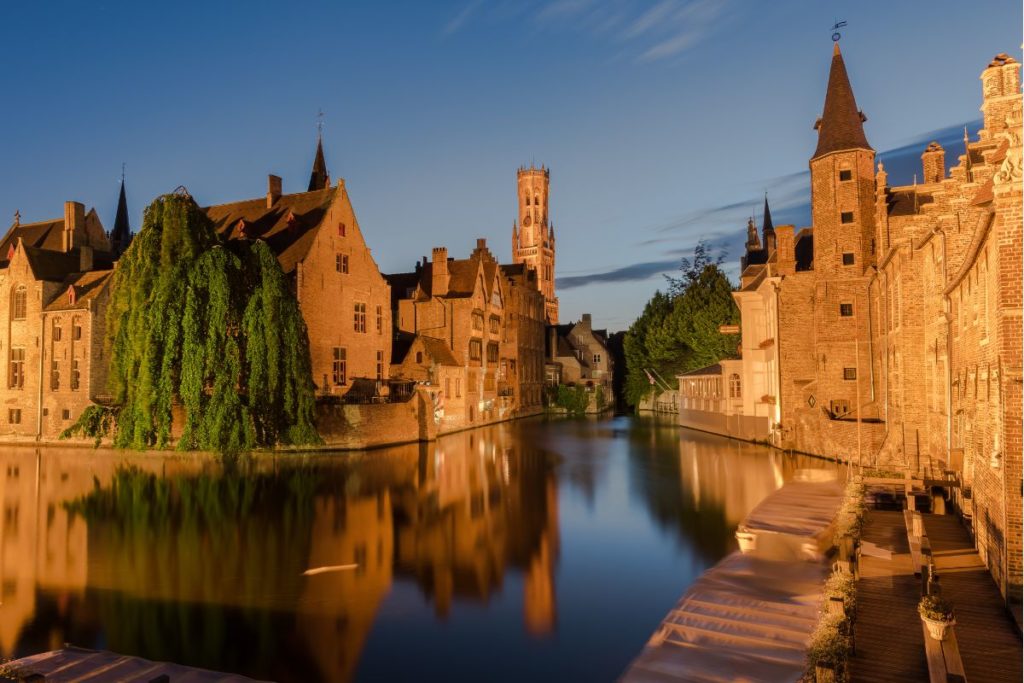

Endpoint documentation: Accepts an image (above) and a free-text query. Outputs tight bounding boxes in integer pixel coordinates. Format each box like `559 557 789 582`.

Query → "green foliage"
824 570 857 616
60 405 117 445
833 479 867 545
547 385 590 416
624 241 740 407
595 386 607 411
918 594 954 621
805 610 852 680
105 192 320 453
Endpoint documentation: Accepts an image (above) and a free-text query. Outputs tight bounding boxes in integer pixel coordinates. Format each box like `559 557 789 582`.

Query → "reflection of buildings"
0 428 561 681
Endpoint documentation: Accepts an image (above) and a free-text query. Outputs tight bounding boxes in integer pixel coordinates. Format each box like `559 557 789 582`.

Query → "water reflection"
0 417 833 682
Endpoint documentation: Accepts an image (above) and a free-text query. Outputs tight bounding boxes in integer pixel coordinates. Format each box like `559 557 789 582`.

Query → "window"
72 318 82 340
489 316 500 334
472 313 484 331
830 399 850 416
336 254 349 273
52 320 62 341
332 347 347 385
843 367 857 380
469 339 482 361
593 353 601 364
842 252 855 266
338 222 346 237
353 303 366 333
416 351 423 364
7 409 20 424
9 349 24 389
376 351 384 381
70 359 80 391
840 211 854 224
50 360 59 391
61 409 71 420
455 378 462 397
445 377 451 398
11 286 26 321
840 303 854 317
486 342 499 363
729 373 741 399
839 169 852 181
376 305 383 334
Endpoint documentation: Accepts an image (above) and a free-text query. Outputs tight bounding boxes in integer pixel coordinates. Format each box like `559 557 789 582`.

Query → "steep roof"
762 195 775 238
110 178 132 255
308 138 329 192
813 43 871 159
203 187 336 274
44 270 114 311
0 218 66 255
22 246 83 282
419 336 460 367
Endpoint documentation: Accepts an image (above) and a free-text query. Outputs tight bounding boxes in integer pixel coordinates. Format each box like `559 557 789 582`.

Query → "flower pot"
922 615 954 641
735 531 757 553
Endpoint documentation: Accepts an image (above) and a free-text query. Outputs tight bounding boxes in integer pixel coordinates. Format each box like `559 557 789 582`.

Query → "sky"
1 0 1020 332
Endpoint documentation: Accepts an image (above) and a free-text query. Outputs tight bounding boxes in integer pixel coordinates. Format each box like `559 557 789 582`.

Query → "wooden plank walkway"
924 514 1022 683
849 509 1022 683
849 510 929 682
1 646 269 682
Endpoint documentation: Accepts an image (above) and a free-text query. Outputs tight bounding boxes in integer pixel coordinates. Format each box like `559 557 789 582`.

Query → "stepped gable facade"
203 141 392 396
0 194 125 439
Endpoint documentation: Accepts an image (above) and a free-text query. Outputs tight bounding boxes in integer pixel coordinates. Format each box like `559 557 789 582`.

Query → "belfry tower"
512 165 558 324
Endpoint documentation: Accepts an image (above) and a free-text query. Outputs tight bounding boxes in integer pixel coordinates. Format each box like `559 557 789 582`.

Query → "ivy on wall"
97 191 320 452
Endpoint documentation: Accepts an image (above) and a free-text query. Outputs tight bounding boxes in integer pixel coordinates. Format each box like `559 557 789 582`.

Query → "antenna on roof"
831 20 847 42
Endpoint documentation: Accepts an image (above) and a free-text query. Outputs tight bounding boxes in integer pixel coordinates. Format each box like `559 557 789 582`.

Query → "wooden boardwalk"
849 509 1022 683
1 646 268 682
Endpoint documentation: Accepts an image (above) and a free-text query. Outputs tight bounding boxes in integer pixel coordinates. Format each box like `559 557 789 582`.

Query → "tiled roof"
203 187 336 274
419 335 459 367
0 219 65 254
813 43 872 159
44 270 114 311
22 247 82 282
681 363 723 377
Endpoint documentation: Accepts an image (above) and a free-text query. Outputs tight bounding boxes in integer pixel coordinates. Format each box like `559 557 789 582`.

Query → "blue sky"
1 0 1020 331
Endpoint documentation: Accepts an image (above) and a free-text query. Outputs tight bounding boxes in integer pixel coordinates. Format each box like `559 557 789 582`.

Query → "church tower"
512 165 558 324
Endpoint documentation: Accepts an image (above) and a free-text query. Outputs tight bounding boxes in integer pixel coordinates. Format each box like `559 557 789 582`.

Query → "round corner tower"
513 165 558 324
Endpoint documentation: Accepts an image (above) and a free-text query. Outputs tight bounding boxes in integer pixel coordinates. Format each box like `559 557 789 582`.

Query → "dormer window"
67 286 77 305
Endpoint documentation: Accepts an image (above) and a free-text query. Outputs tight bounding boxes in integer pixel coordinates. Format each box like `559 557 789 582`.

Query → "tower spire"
812 41 872 159
762 193 776 252
111 168 132 257
308 112 330 191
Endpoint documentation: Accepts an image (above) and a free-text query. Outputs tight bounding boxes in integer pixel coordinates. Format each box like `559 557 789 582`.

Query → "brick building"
512 165 559 324
712 46 1021 602
203 138 392 396
0 187 129 439
545 313 614 393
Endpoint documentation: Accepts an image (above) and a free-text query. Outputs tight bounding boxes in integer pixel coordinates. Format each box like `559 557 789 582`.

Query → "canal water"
0 415 834 682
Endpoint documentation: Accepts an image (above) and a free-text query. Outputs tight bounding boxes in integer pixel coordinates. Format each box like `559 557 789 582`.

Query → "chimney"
267 174 282 207
79 245 94 272
548 326 558 360
775 225 796 276
431 247 449 297
921 142 945 183
63 201 85 252
581 313 592 328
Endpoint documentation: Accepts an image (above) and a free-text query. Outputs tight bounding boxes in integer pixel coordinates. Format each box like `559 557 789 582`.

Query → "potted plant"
918 594 955 640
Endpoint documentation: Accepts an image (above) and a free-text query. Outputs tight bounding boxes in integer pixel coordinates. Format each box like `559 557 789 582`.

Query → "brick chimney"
431 247 449 297
580 313 592 329
775 225 796 276
921 142 945 183
63 201 85 253
267 174 282 208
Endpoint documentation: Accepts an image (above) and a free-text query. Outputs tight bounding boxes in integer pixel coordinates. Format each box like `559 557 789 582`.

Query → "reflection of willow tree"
63 465 323 680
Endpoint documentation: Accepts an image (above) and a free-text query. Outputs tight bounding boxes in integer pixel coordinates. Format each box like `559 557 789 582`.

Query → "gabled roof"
813 43 872 159
44 270 114 311
419 336 460 367
0 218 66 255
887 189 935 217
203 187 336 273
681 363 723 377
22 246 82 282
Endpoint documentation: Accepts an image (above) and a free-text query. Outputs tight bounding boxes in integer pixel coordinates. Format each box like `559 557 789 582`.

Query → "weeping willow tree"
104 190 320 452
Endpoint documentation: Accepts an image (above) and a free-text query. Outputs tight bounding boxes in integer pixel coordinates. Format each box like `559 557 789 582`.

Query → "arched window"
729 373 741 399
11 286 26 320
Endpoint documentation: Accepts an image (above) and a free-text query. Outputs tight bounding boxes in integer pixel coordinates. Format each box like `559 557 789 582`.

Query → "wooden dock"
849 509 1022 683
0 646 269 682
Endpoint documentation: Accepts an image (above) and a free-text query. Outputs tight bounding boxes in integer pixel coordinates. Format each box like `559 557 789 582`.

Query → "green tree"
623 241 739 408
100 190 320 452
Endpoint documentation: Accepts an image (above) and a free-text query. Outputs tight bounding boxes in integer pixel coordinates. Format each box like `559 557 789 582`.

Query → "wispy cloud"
441 0 731 63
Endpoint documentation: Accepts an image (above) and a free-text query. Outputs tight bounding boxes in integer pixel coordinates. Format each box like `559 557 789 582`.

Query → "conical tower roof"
308 137 330 191
761 194 774 241
813 43 871 159
111 176 132 256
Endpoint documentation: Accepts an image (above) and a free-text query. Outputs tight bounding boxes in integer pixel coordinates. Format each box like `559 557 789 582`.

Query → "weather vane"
831 20 847 42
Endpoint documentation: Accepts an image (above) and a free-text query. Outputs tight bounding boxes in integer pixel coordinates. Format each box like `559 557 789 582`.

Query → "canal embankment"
620 470 846 682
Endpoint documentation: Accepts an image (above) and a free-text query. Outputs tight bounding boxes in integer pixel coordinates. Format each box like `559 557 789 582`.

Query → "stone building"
203 138 392 396
499 262 547 413
545 314 613 393
512 165 559 324
715 46 1022 602
0 189 127 439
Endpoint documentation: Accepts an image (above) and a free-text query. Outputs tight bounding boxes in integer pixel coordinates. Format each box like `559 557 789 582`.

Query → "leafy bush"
60 405 117 446
918 594 954 621
805 611 851 679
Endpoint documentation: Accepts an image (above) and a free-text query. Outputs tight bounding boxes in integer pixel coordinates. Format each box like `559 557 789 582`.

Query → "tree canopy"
100 191 320 452
623 242 740 407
